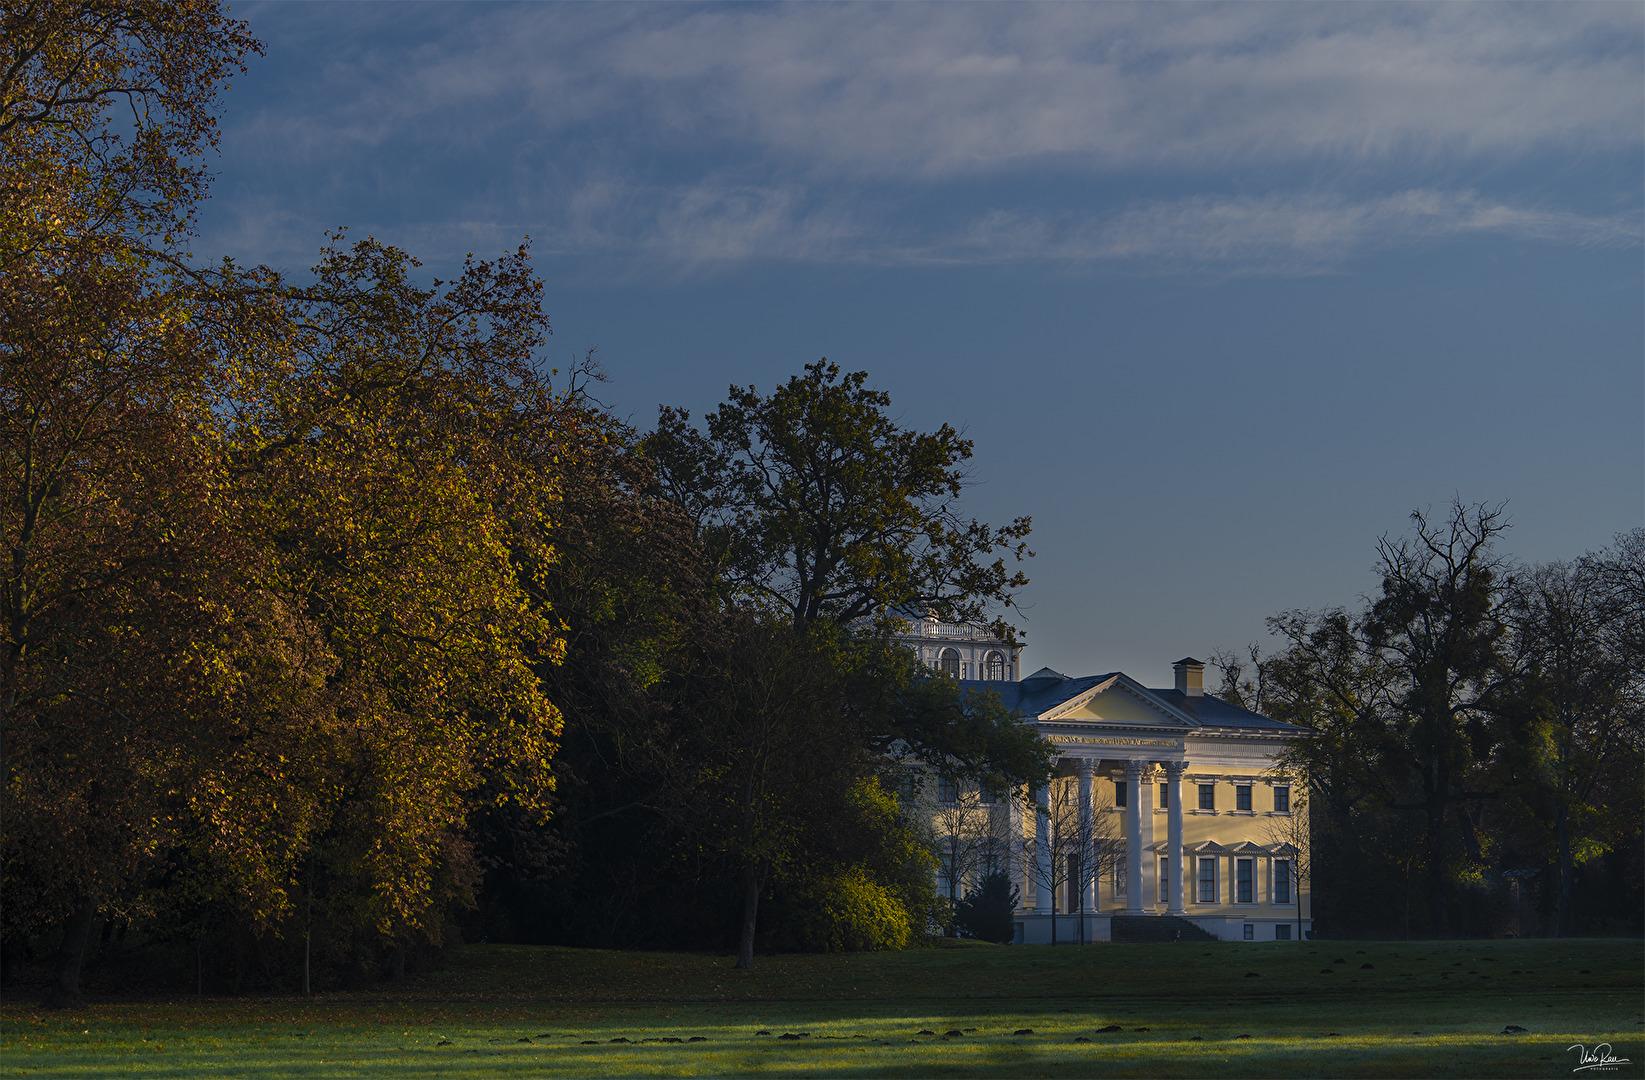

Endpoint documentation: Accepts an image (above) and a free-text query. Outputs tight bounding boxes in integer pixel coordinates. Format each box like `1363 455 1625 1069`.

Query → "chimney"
1173 657 1205 697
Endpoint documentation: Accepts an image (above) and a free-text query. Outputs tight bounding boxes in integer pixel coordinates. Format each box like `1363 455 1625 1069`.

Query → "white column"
1007 785 1027 912
1077 759 1096 915
1165 760 1189 915
1034 779 1054 913
1123 759 1146 915
1138 761 1156 907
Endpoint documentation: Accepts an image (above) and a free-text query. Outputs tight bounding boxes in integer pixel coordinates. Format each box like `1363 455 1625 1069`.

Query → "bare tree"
1025 777 1122 944
1263 775 1313 942
927 782 1015 932
1209 644 1270 714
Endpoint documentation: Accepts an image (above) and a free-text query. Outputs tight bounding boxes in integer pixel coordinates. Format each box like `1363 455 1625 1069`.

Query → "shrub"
789 869 912 952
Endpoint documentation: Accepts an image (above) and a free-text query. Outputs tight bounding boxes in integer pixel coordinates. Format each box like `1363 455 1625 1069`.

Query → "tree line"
5 3 1636 1011
1211 504 1642 940
1 2 1050 1005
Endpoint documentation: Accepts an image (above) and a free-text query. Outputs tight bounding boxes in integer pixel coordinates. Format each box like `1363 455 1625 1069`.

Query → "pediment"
1039 675 1199 728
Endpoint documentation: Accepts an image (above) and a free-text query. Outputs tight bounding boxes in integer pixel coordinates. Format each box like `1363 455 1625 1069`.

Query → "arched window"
938 647 961 677
983 650 1006 681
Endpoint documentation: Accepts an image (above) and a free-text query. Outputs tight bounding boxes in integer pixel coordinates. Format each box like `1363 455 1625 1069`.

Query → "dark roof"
1146 688 1306 732
958 672 1306 734
1173 656 1205 667
960 673 1120 718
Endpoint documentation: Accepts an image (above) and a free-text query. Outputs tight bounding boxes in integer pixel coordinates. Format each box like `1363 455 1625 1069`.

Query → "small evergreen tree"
953 871 1018 944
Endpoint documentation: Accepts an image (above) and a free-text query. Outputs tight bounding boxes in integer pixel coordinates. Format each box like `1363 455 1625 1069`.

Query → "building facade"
916 630 1310 944
893 613 1023 682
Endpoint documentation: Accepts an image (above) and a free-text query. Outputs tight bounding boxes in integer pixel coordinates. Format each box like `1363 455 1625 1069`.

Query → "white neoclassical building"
911 623 1311 944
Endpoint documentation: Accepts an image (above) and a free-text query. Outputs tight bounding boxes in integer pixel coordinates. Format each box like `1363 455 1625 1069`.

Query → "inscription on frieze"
1048 734 1180 748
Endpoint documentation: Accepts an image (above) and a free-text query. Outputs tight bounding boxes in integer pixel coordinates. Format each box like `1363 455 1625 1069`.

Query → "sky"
202 2 1644 686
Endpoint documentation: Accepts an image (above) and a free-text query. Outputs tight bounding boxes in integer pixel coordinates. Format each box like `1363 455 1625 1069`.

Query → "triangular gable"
1039 673 1200 728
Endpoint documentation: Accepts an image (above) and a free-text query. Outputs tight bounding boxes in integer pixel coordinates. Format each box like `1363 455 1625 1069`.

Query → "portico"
948 657 1312 944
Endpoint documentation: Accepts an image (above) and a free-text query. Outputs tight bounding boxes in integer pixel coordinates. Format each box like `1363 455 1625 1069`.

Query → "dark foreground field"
3 938 1640 1078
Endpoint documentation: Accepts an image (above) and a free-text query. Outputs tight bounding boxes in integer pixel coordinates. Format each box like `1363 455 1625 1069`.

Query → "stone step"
1111 914 1219 943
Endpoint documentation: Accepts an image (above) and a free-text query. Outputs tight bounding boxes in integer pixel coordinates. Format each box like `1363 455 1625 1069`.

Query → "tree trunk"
735 863 763 969
1553 800 1573 938
42 895 96 1009
1424 800 1450 937
1424 759 1451 937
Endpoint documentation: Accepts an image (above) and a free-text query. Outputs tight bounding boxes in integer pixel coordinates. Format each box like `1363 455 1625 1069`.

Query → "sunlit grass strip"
3 939 1639 1077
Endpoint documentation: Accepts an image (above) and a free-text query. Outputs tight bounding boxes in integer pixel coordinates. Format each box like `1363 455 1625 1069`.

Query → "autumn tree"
1 0 265 1006
3 1 569 1001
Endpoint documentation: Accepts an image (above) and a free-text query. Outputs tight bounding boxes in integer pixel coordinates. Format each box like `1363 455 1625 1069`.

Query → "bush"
954 871 1018 944
789 869 912 952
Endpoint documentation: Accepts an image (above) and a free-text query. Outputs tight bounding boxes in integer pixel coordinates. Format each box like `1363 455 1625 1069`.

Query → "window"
1158 783 1169 809
1243 924 1254 941
1275 923 1292 941
983 650 1006 681
983 839 1006 879
938 648 961 677
1236 785 1252 811
979 788 996 805
1198 784 1215 810
1158 857 1169 902
937 778 958 804
939 855 958 894
1273 787 1290 813
1197 857 1216 903
1274 859 1292 905
1236 858 1254 903
1114 856 1128 898
1114 779 1127 808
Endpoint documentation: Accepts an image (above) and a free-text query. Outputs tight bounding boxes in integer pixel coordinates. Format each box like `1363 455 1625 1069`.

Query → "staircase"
1111 914 1218 943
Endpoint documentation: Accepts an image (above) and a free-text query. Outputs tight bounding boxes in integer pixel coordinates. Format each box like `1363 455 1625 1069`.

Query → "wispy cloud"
525 185 1639 276
925 191 1641 274
273 2 1641 177
216 2 1643 276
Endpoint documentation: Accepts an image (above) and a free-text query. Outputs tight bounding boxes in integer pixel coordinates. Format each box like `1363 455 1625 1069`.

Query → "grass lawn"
3 938 1640 1078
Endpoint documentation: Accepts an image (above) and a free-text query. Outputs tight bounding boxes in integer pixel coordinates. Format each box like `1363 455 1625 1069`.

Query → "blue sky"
204 2 1643 684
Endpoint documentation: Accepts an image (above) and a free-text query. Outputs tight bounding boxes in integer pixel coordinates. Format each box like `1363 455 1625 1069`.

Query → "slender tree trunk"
1077 856 1086 946
1424 805 1449 937
42 895 96 1009
735 863 764 969
303 859 313 995
1553 801 1573 938
1424 763 1451 937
